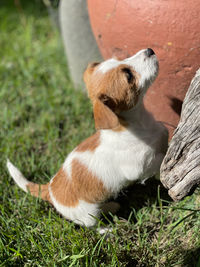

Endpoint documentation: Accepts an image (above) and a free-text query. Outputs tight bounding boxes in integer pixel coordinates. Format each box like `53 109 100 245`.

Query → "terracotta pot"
87 0 200 138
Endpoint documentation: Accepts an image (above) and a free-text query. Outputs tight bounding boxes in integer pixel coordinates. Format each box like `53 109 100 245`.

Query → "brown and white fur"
7 48 168 227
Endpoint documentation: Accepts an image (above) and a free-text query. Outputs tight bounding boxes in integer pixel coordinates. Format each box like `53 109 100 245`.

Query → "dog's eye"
122 68 133 83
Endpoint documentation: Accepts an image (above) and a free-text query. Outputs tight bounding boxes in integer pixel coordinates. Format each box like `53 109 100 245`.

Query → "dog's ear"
83 62 100 84
93 96 119 130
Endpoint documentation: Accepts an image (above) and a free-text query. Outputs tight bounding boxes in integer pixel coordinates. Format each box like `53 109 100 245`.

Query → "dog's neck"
120 100 148 123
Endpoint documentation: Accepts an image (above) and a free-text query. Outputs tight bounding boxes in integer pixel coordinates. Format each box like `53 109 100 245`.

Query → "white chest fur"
62 104 168 197
96 104 168 193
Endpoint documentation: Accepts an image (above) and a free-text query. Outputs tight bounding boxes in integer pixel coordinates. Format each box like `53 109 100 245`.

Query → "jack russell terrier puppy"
7 48 168 227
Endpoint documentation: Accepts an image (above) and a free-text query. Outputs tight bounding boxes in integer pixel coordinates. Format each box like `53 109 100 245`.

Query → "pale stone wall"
59 0 102 89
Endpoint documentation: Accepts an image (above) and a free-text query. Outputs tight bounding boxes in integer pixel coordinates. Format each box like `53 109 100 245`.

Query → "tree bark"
160 68 200 201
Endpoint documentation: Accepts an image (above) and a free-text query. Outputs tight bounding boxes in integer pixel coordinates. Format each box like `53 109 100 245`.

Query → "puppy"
7 48 168 227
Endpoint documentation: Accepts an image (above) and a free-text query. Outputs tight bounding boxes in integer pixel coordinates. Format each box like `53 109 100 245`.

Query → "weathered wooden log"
160 68 200 201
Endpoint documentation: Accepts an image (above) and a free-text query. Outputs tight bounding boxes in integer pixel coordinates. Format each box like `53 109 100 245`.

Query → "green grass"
0 1 200 266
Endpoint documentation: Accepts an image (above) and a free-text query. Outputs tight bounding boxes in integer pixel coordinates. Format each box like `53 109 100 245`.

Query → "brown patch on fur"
50 168 78 206
84 64 139 130
76 131 100 152
50 161 109 207
86 64 139 110
27 182 52 203
83 62 100 85
93 99 119 130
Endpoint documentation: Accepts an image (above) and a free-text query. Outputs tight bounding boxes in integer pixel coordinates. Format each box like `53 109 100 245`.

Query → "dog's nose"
146 48 155 57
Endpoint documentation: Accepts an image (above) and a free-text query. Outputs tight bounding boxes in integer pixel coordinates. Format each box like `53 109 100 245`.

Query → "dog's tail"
7 159 51 203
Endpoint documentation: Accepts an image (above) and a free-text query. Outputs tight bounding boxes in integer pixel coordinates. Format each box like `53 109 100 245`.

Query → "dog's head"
84 48 159 130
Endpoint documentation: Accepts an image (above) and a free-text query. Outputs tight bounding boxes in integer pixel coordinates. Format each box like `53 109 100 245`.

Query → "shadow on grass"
181 247 200 267
117 247 200 267
115 178 172 220
0 0 48 19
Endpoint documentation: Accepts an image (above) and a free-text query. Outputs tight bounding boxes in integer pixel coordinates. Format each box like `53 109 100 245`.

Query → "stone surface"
88 0 200 138
59 0 102 89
